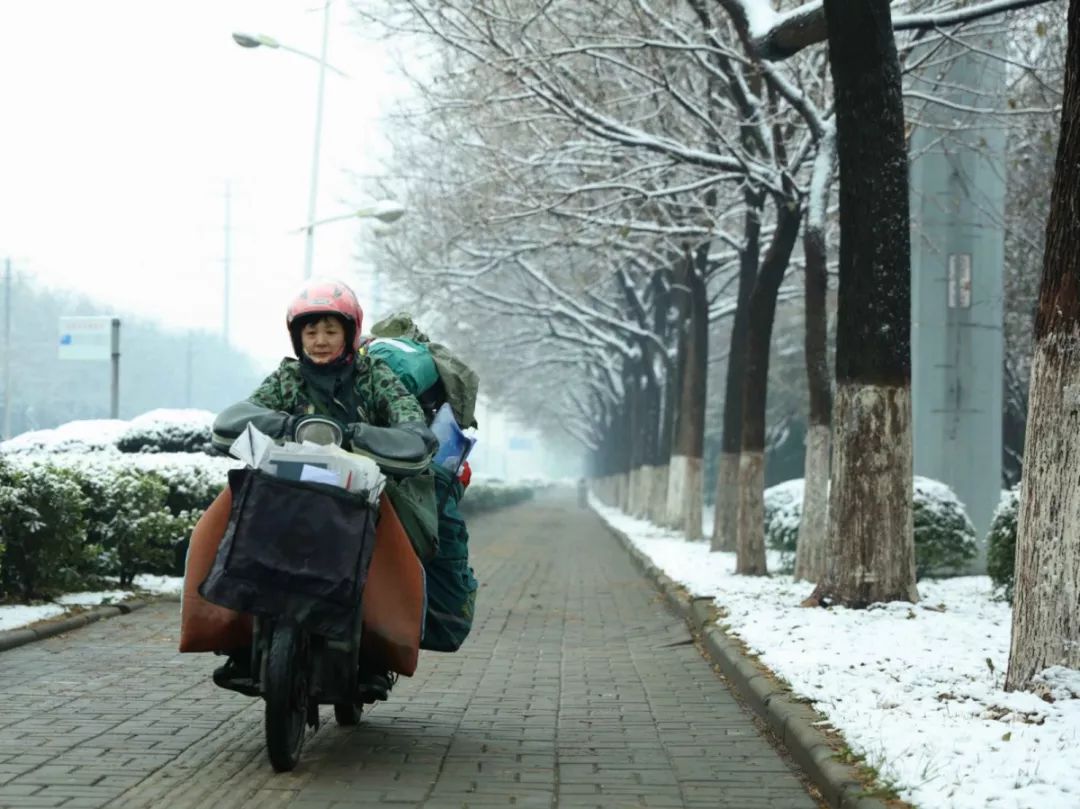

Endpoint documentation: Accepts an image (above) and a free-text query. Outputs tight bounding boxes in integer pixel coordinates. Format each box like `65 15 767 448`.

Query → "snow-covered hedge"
1 409 216 456
0 459 93 599
762 476 977 579
912 477 978 579
80 467 199 586
459 477 539 515
0 419 129 455
987 485 1020 603
115 409 215 454
764 479 803 573
0 452 236 599
0 441 537 600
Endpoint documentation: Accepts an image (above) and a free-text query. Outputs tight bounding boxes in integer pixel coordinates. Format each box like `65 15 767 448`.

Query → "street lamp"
230 31 348 77
291 201 406 233
232 0 347 279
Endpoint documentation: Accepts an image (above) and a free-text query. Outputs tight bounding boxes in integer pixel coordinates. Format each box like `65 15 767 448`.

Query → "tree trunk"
623 369 636 514
1006 0 1080 690
664 258 692 529
735 196 803 575
649 270 675 523
666 250 709 538
794 222 833 582
712 191 764 552
814 0 918 606
626 365 639 511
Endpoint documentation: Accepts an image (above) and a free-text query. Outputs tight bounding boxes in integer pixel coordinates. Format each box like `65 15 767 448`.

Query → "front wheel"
264 622 308 772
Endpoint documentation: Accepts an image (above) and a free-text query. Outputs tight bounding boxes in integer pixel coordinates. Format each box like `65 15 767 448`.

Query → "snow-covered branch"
724 0 1057 62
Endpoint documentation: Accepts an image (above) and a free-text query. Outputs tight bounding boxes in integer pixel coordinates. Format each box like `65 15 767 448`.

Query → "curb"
0 598 157 654
604 519 892 809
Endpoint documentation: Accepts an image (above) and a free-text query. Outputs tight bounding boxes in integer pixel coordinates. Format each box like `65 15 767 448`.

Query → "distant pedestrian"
577 477 588 508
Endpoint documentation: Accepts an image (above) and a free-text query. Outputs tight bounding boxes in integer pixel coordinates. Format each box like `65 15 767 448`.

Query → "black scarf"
298 352 360 423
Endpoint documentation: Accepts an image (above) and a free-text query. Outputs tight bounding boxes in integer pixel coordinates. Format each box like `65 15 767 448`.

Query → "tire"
333 702 362 726
264 623 308 772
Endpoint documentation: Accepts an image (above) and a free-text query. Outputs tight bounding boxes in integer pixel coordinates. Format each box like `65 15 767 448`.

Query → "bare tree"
794 126 835 582
808 0 919 606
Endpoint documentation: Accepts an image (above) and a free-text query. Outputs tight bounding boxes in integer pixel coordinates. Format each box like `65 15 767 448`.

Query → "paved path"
0 491 819 809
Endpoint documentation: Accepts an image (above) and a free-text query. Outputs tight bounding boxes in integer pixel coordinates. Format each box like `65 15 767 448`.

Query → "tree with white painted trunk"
1005 0 1080 692
711 190 762 552
665 246 710 538
734 189 803 575
794 125 835 584
808 0 918 607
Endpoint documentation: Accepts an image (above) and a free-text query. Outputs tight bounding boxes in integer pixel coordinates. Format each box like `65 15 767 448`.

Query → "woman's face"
300 316 347 364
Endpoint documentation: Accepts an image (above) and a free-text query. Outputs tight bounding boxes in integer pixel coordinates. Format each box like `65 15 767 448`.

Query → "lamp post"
232 1 346 279
290 201 406 233
291 203 406 316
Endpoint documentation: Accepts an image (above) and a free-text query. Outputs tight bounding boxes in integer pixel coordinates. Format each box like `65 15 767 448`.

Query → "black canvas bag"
199 468 377 642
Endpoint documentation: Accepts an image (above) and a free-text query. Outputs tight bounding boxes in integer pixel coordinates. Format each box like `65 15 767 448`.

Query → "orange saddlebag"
360 495 424 676
178 487 252 653
180 488 423 678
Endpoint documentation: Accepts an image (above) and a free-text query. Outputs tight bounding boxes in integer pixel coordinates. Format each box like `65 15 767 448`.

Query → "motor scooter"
200 417 432 772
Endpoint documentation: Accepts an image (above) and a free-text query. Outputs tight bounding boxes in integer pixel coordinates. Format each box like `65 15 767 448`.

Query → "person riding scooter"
210 278 437 699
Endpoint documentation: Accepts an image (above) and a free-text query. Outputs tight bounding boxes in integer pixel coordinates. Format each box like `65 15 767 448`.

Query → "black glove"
345 421 438 462
396 421 440 456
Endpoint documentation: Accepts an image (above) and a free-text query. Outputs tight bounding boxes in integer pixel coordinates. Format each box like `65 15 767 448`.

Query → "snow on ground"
0 604 66 632
55 590 132 606
131 574 184 597
0 575 182 634
593 499 1080 809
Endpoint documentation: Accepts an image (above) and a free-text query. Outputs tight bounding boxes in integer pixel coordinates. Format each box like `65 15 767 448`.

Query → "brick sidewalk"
0 490 819 808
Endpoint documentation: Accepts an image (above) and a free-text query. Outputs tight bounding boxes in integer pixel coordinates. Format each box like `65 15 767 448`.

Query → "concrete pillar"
910 35 1006 558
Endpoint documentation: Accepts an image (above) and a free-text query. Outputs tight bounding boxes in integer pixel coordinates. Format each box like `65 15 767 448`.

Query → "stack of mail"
229 423 385 503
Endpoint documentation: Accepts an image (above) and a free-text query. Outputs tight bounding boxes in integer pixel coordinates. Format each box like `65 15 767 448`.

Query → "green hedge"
912 477 978 579
115 413 214 454
79 467 198 586
987 485 1020 603
458 480 536 515
0 453 232 600
0 455 536 602
763 476 978 579
764 480 803 573
0 459 92 600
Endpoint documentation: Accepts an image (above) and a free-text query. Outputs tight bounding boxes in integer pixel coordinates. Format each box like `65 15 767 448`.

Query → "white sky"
0 1 409 369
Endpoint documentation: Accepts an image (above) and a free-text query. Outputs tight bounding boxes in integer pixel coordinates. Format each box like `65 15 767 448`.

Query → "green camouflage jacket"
250 355 424 426
211 354 424 452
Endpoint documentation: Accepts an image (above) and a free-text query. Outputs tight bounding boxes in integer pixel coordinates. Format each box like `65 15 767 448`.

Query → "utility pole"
224 180 232 344
110 319 121 419
3 258 11 439
303 0 332 279
185 332 193 407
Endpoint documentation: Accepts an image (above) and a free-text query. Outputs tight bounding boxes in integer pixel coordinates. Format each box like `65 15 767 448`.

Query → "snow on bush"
987 485 1020 603
1 451 237 597
1 409 217 456
10 451 236 516
116 408 215 454
80 466 199 586
0 419 129 454
764 478 804 573
759 476 977 578
0 461 93 599
913 476 978 579
459 478 537 515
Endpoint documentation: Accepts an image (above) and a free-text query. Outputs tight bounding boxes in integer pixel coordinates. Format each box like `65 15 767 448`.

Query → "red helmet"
286 279 364 356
